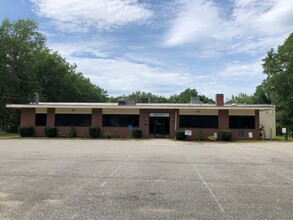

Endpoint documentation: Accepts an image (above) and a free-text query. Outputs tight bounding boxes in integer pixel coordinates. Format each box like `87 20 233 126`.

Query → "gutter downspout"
175 109 178 132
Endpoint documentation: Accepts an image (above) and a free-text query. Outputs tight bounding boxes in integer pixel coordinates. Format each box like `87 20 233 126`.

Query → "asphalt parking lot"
0 139 292 220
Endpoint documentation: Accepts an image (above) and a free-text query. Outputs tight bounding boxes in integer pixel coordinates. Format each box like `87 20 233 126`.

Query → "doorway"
149 113 170 138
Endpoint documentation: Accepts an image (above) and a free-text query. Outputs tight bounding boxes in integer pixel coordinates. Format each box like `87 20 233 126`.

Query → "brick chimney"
216 94 224 106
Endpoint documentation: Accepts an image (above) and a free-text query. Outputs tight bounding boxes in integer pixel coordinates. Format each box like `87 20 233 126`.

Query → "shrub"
276 126 282 136
196 130 204 141
78 133 84 138
132 129 142 138
208 135 217 141
4 124 18 133
88 126 100 138
103 131 113 139
219 130 232 141
58 131 65 138
44 127 58 137
68 127 77 138
175 130 186 140
19 126 33 137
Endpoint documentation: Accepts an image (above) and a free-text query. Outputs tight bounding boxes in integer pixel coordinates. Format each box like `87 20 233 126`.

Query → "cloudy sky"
1 0 293 100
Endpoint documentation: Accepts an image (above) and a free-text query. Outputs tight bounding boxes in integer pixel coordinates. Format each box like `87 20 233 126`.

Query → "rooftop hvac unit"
118 100 126 105
141 98 150 103
191 97 201 104
118 99 136 105
34 93 39 104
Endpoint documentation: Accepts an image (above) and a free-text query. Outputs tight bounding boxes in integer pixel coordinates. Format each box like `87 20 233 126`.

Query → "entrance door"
149 113 170 138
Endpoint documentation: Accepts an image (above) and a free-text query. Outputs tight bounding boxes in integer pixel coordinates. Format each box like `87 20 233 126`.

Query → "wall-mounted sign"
128 125 133 131
248 132 253 138
214 132 217 138
185 130 192 136
150 113 169 117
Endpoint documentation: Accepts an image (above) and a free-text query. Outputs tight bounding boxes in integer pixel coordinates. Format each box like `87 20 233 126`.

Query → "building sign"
150 113 169 117
214 132 217 139
128 125 133 131
185 130 192 136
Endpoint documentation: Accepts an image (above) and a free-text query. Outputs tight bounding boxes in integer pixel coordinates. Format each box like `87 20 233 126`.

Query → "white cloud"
31 0 153 31
164 0 293 53
49 41 111 58
164 0 233 47
61 55 262 98
69 57 207 97
233 0 293 35
217 60 263 79
49 39 266 98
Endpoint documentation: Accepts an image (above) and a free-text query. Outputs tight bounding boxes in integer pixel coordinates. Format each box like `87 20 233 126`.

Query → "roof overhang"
6 103 275 111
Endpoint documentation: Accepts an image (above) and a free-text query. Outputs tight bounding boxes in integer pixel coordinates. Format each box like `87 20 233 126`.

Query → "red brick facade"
20 107 260 140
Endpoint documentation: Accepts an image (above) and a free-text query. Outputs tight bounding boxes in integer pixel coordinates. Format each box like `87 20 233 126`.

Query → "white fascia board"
6 103 275 111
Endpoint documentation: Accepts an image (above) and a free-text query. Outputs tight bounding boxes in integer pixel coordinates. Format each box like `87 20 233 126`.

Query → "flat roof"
6 102 275 111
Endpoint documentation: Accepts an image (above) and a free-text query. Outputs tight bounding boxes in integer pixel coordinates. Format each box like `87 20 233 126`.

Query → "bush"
44 127 58 137
132 129 142 138
58 131 65 138
19 126 33 137
276 126 282 136
103 131 113 139
196 130 204 141
88 126 100 138
4 124 18 133
219 130 232 141
78 133 84 138
208 135 217 141
68 127 77 138
175 130 186 140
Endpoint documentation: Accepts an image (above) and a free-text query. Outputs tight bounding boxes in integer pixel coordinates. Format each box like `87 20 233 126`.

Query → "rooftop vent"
140 98 150 103
191 97 201 104
118 99 136 105
118 100 126 105
34 93 39 104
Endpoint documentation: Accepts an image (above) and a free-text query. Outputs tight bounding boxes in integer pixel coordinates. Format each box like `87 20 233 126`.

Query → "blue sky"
1 0 293 100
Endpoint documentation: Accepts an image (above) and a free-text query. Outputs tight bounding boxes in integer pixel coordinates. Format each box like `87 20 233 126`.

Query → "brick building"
6 94 276 140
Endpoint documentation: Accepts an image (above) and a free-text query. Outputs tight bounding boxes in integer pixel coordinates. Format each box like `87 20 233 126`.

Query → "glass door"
149 113 170 138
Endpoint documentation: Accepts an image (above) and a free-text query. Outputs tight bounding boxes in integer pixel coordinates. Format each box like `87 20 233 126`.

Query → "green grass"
0 129 20 139
237 136 293 142
275 135 293 141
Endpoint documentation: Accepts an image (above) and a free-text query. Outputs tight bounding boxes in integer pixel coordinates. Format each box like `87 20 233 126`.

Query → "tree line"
0 19 292 132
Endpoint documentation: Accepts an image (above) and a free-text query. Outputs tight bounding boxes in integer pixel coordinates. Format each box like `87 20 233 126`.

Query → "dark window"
179 115 218 128
229 116 255 129
103 115 139 127
55 114 91 127
238 129 245 138
35 114 47 126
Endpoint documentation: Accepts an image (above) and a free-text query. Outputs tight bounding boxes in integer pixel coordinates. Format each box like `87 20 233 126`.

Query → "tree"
0 19 45 128
226 93 253 104
169 88 198 103
124 91 168 103
0 19 108 130
262 33 293 129
169 88 214 103
116 89 214 104
251 83 271 104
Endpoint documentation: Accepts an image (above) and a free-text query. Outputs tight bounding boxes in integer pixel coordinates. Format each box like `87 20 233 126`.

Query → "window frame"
35 113 47 126
55 114 92 127
179 115 218 129
229 116 255 129
102 114 139 127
